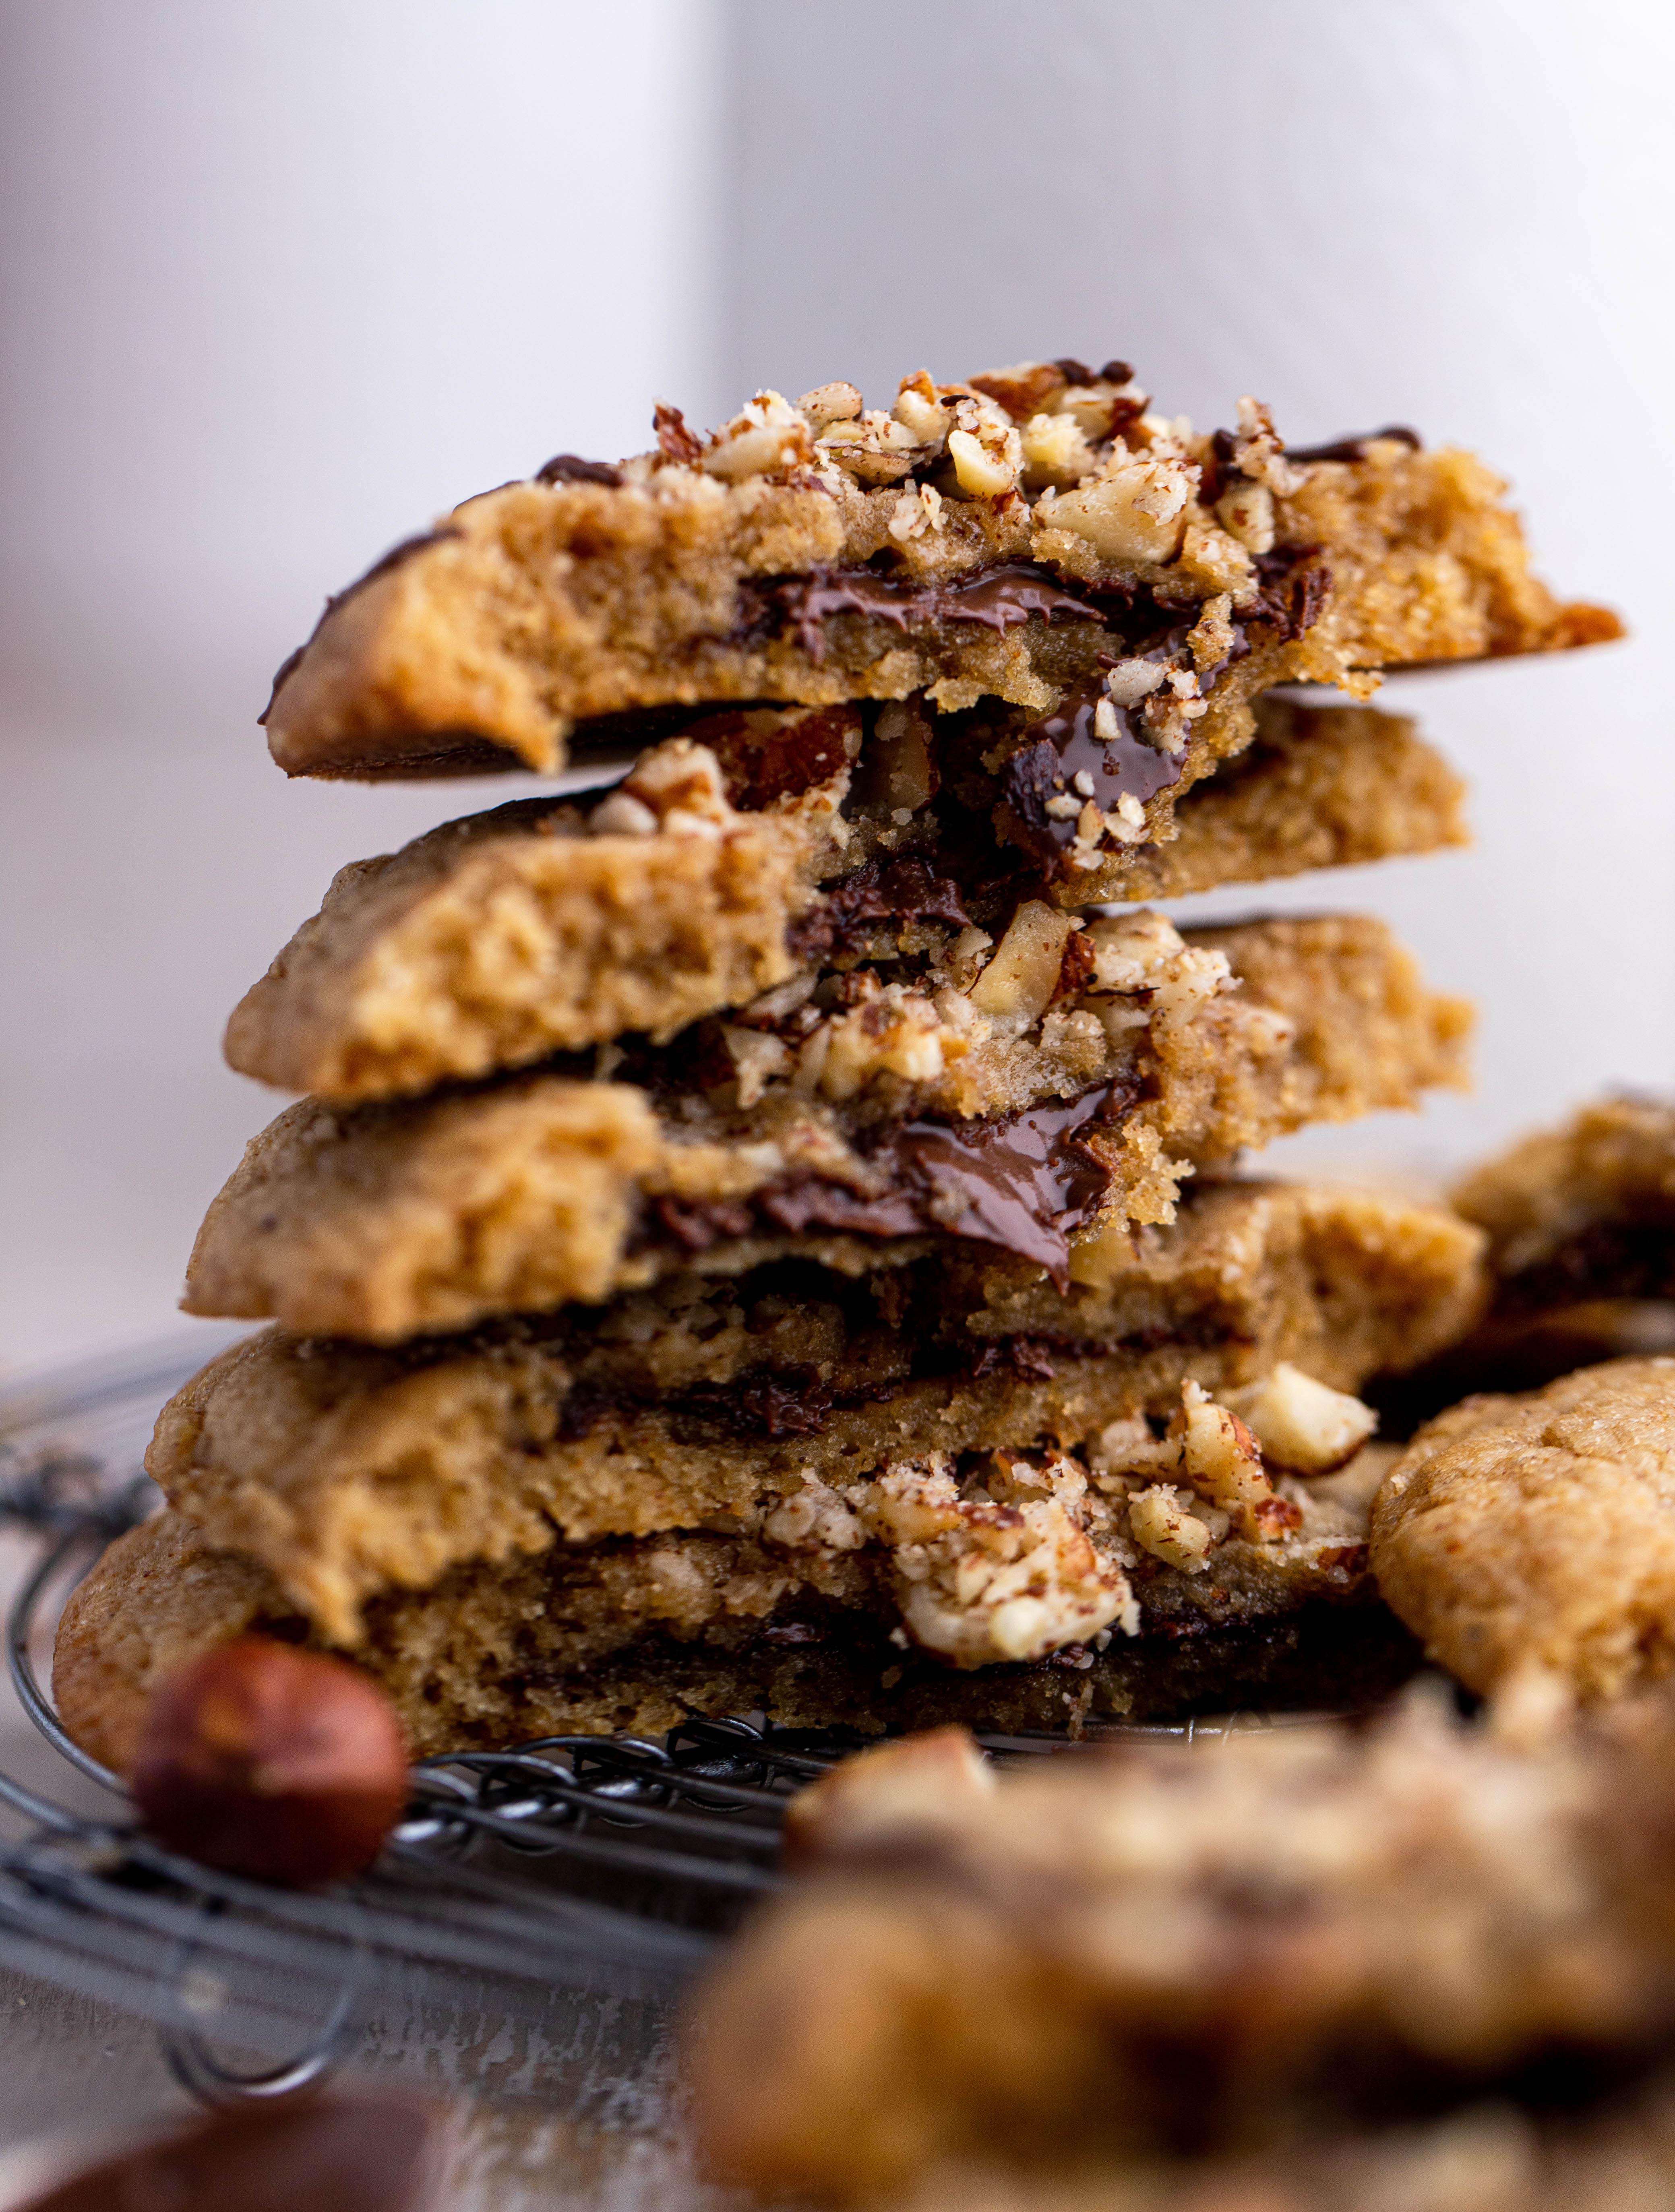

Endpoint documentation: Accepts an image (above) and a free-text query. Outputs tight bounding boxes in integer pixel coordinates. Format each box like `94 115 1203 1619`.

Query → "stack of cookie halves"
55 359 1618 1766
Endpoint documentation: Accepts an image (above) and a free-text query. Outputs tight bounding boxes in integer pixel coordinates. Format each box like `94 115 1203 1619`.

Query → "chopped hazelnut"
1235 1362 1378 1475
1127 1483 1215 1571
798 380 864 430
721 1024 793 1108
892 370 952 447
1036 449 1195 563
947 426 1019 500
968 902 1077 1024
1103 658 1168 709
703 390 816 481
1177 1381 1273 1540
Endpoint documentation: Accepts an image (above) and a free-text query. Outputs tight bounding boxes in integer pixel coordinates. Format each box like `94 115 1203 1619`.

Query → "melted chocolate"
1288 426 1422 465
790 855 972 963
535 453 625 487
757 1179 926 1242
259 529 461 726
651 1082 1134 1286
879 1085 1121 1288
999 679 1189 873
749 561 1104 664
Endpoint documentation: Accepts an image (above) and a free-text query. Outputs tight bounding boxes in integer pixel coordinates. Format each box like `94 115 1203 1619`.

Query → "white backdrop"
0 0 726 1368
1 0 1671 1369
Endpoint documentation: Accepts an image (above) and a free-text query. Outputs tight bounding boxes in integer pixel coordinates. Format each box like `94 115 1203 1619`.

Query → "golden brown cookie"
185 915 1472 1340
263 365 1617 798
1370 1356 1675 1700
686 1687 1675 2198
151 1180 1482 1641
225 700 1469 1106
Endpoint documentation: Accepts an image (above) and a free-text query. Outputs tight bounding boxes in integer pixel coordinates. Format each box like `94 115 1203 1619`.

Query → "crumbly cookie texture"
1371 1356 1675 1702
184 914 1472 1340
686 1686 1675 2197
225 738 833 1098
226 701 1468 1105
262 366 1617 786
153 1181 1482 1642
54 1491 1414 1772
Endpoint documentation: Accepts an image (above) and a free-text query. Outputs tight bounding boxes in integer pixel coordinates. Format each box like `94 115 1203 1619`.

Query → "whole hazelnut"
130 1637 408 1886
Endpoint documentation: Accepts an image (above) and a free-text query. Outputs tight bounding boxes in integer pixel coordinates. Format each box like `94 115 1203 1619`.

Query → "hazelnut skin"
129 1637 409 1886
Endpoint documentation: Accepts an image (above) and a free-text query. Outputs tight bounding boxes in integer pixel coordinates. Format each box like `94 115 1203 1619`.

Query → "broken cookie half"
185 914 1470 1339
262 365 1617 796
226 697 1469 1106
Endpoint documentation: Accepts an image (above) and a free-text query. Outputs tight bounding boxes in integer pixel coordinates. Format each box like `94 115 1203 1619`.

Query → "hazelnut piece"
130 1638 408 1886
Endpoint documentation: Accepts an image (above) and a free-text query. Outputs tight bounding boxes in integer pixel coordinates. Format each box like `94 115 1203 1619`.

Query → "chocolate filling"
261 528 463 726
654 1081 1135 1289
743 560 1105 665
534 453 626 487
998 679 1191 872
1287 426 1422 465
789 855 972 964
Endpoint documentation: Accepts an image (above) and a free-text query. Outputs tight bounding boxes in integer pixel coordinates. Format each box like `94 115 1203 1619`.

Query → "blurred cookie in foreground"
890 2087 1675 2212
686 1687 1675 2199
1371 1094 1675 1431
1371 1356 1675 1703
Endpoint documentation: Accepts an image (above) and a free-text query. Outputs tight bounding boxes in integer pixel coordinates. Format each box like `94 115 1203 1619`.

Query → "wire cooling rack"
0 1332 1282 2114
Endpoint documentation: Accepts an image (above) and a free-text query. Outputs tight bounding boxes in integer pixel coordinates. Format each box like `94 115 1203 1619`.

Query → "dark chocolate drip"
649 1081 1133 1287
535 453 625 487
882 1086 1119 1287
259 528 461 726
747 561 1104 665
1287 426 1422 465
998 680 1188 874
770 1082 1132 1288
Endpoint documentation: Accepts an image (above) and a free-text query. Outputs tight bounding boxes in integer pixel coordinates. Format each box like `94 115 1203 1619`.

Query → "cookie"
888 2088 1675 2212
686 1686 1675 2197
152 1180 1482 1640
261 366 1617 789
1370 1356 1675 1700
1452 1093 1675 1313
54 1501 1418 1771
184 915 1472 1340
225 700 1468 1106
